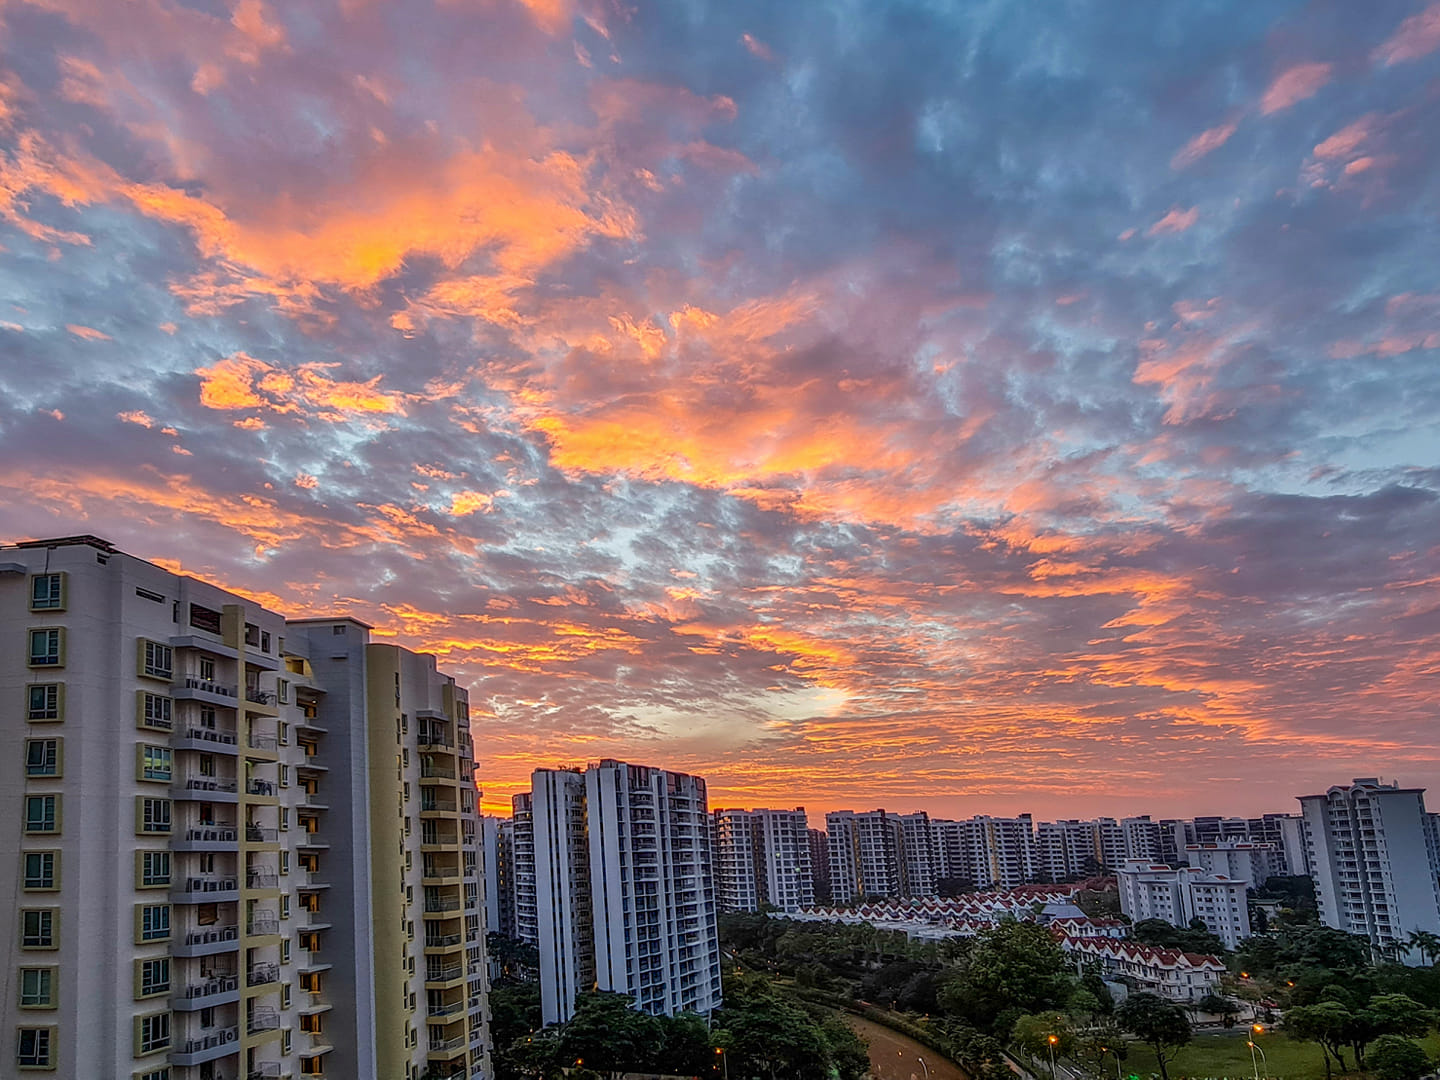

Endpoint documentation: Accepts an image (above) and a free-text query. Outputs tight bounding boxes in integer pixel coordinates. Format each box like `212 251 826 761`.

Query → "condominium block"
1299 778 1440 959
712 808 813 913
808 828 832 904
826 810 904 901
1117 859 1251 950
517 760 722 1024
481 817 516 941
510 792 537 947
931 815 1037 890
0 535 491 1080
1184 841 1277 889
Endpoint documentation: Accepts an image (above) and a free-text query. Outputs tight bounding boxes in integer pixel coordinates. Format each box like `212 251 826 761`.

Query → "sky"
1 0 1439 821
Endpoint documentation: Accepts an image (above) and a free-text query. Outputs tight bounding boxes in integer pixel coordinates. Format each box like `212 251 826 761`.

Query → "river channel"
845 1015 971 1080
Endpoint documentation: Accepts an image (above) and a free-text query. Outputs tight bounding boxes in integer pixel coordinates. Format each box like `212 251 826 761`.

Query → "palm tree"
1406 930 1440 966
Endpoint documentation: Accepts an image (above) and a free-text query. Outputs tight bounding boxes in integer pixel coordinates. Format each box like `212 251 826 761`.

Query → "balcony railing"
247 779 276 797
247 1007 280 1034
182 776 238 793
249 1065 282 1079
428 1034 466 1053
425 933 462 948
181 1026 239 1054
183 677 237 698
248 918 280 937
245 825 279 843
180 876 239 894
246 688 277 705
428 1000 466 1019
426 962 463 982
185 925 239 946
184 826 238 843
247 733 278 751
248 962 280 984
182 974 239 999
247 871 278 888
184 727 239 746
424 897 462 913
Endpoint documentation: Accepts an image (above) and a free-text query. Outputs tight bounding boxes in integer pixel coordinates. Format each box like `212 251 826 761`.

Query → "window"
138 850 170 888
29 574 63 611
135 586 165 603
300 1011 323 1034
280 939 291 964
24 796 58 834
138 798 172 834
138 1068 171 1080
138 904 170 942
279 764 289 788
138 957 170 998
279 895 291 919
28 629 62 667
198 705 216 729
26 685 61 722
332 624 346 635
261 630 271 653
280 808 289 831
139 694 172 731
20 910 56 949
23 852 57 890
17 1027 53 1068
279 721 290 746
19 968 55 1008
277 679 289 704
24 740 60 778
281 1028 291 1056
279 850 290 874
199 657 215 681
280 983 291 1009
139 746 172 782
141 640 172 679
136 1012 170 1055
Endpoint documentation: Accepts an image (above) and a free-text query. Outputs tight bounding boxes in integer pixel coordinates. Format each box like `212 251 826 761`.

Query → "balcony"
171 1026 239 1066
247 1007 281 1034
174 825 239 851
428 1000 466 1020
426 962 463 985
424 896 462 914
248 918 281 938
175 726 241 754
173 973 240 1010
247 733 278 754
424 932 463 951
248 1065 283 1079
428 1034 467 1058
245 825 280 844
247 871 279 889
174 775 239 803
173 876 240 903
174 677 240 707
248 961 281 985
174 924 240 957
247 779 277 798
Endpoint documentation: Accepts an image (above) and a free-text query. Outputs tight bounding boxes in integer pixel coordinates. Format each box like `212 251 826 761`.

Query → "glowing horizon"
2 0 1438 821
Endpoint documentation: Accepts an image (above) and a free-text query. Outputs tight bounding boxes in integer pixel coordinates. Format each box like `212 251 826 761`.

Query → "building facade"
530 768 592 1025
713 808 813 914
1117 859 1251 950
0 535 491 1080
1299 778 1440 959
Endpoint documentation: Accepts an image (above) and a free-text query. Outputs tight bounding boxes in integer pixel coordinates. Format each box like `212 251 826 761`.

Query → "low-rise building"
1059 936 1225 1002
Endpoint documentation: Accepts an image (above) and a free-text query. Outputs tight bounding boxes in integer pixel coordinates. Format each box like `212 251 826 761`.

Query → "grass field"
1122 1031 1440 1080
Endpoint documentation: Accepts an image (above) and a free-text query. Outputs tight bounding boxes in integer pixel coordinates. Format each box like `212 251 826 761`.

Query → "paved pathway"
846 1015 970 1080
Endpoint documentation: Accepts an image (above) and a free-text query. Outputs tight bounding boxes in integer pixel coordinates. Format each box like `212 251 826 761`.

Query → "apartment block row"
0 536 491 1080
496 762 723 1026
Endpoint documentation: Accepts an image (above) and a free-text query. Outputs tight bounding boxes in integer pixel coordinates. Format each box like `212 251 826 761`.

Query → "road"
845 1014 970 1080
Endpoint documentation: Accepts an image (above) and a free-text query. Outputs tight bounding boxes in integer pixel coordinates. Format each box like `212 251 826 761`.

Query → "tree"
1131 918 1226 956
1012 1011 1076 1068
1284 1000 1355 1079
938 920 1077 1035
1115 992 1191 1080
1407 931 1440 967
1196 992 1239 1026
1369 1035 1432 1080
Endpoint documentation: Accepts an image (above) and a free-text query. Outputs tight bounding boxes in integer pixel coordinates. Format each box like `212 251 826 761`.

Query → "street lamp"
1049 1034 1059 1080
917 1055 930 1080
1099 1047 1121 1080
1248 1025 1267 1080
715 1047 728 1080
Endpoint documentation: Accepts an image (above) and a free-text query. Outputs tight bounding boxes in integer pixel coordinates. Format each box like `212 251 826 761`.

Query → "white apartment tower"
517 761 723 1024
510 793 537 947
529 769 593 1025
712 808 813 913
1299 778 1440 959
826 810 904 901
587 761 722 1018
1117 859 1251 950
0 535 491 1080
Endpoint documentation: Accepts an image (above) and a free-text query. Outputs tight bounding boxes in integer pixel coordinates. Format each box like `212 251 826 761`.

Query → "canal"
845 1015 971 1080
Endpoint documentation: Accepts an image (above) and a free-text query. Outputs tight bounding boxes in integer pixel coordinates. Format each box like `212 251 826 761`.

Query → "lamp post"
917 1055 930 1080
1048 1034 1059 1080
715 1047 728 1080
1248 1025 1267 1080
1099 1046 1121 1080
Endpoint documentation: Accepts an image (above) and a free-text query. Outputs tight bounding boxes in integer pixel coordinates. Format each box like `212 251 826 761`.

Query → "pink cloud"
1314 115 1377 160
1260 62 1333 115
1171 121 1239 170
741 33 775 62
1147 206 1199 237
1373 3 1440 65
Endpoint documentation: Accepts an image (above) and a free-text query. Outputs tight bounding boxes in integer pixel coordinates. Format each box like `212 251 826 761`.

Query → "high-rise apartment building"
529 768 592 1025
712 808 813 913
1299 778 1440 959
826 810 904 901
481 817 516 941
510 792 537 947
898 812 937 898
1117 859 1251 949
808 828 831 904
0 535 491 1080
931 815 1038 889
515 761 723 1024
1184 841 1277 889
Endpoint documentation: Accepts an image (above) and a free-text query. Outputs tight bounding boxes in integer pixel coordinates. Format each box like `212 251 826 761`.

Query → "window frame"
136 904 171 944
16 1025 55 1069
136 957 170 1000
22 851 58 891
27 628 64 668
26 684 62 722
19 909 58 950
138 745 173 783
137 850 171 889
23 739 61 779
23 796 59 835
18 967 56 1009
137 797 172 835
28 573 65 612
134 1011 171 1056
137 693 172 732
139 640 173 681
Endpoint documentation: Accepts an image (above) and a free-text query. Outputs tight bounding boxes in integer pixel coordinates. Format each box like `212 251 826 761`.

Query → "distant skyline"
2 0 1438 818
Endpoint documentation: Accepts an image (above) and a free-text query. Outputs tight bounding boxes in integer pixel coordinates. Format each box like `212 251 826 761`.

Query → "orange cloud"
65 323 111 340
741 33 775 62
1260 62 1333 115
1372 3 1440 65
1171 121 1238 170
1147 206 1198 236
196 353 406 419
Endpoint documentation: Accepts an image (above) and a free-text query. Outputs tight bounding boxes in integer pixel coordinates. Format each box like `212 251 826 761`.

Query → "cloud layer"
2 0 1438 818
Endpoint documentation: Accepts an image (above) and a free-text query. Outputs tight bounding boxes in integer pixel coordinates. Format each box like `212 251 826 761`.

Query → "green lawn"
1122 1031 1440 1080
